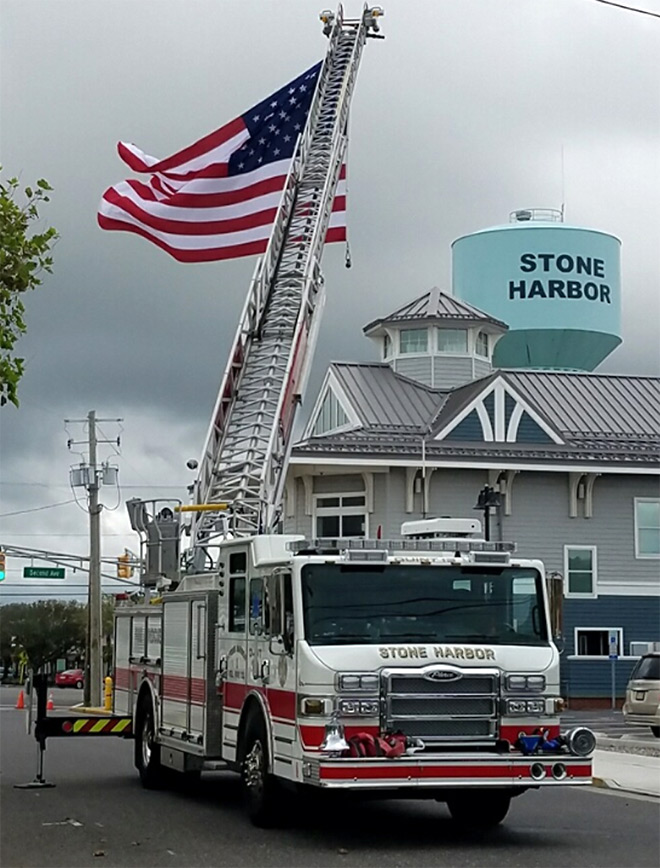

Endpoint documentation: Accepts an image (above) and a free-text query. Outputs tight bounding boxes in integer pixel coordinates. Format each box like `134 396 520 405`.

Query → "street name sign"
23 567 66 579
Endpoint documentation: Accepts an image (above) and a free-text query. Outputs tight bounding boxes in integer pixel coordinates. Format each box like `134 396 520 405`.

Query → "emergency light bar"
287 538 516 556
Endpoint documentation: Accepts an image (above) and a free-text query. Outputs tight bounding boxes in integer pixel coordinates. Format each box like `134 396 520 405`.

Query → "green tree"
0 600 86 670
0 167 58 407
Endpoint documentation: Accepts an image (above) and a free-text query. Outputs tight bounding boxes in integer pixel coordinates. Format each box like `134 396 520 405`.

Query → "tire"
240 714 281 827
135 697 165 789
75 680 83 690
447 790 511 829
651 726 660 738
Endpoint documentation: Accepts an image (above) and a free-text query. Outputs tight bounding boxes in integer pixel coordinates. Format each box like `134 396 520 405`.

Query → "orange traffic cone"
15 689 25 710
47 692 55 711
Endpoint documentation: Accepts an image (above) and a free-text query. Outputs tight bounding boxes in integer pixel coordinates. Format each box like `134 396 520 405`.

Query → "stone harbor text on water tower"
451 209 622 371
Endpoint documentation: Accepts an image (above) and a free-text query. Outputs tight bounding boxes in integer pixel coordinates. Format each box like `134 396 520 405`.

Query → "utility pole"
66 411 122 708
87 410 102 708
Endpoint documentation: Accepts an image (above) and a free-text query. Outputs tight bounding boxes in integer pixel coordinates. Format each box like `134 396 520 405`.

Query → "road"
1 686 659 868
562 709 659 744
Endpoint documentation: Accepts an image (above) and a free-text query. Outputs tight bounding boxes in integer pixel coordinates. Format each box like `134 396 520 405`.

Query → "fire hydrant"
104 676 113 712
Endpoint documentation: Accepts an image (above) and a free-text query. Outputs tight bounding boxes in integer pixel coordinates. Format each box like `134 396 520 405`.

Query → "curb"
595 734 660 757
69 705 112 716
592 776 659 799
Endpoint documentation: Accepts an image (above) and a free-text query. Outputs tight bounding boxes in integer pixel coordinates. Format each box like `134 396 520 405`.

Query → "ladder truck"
110 6 595 830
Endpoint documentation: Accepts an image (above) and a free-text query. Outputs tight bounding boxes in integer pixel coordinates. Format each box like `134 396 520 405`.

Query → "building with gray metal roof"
285 287 660 705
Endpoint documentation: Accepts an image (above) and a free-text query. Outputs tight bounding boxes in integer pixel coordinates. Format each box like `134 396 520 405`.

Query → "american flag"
97 62 346 262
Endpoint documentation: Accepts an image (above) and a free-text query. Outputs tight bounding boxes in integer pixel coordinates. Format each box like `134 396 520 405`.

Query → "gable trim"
434 375 564 445
302 368 361 439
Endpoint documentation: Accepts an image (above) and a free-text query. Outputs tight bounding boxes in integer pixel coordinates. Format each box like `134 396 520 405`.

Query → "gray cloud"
1 0 659 595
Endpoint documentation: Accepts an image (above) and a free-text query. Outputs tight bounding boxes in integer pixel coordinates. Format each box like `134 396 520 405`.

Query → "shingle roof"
363 287 508 334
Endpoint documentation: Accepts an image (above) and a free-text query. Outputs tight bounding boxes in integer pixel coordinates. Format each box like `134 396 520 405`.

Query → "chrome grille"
390 675 495 695
383 667 499 743
390 696 495 717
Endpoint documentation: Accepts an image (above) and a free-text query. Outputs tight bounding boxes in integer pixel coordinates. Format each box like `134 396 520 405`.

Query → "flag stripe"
102 179 346 230
97 211 346 263
117 118 248 175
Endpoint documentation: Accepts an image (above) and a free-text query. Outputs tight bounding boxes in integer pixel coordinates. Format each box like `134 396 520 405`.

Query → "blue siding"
560 596 660 698
516 411 554 443
505 392 516 428
449 409 484 441
483 392 495 426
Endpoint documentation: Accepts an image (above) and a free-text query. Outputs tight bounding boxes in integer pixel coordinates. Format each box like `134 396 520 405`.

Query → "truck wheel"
240 714 280 827
135 697 165 789
447 791 511 829
651 726 660 738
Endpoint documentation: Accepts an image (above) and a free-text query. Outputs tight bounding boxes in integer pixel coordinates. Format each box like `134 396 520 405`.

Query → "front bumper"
300 753 593 790
622 711 660 727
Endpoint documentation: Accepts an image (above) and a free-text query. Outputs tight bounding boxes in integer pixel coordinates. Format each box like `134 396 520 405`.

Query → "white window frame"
563 545 598 598
383 333 391 359
573 626 623 659
475 331 489 358
399 328 428 355
634 497 660 559
436 328 468 354
313 493 368 539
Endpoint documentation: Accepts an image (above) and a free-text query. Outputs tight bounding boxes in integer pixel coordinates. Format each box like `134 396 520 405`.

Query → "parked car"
55 668 84 689
622 652 660 738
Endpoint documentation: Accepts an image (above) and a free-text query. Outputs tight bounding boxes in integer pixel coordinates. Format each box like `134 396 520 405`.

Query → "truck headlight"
506 675 546 692
506 699 546 715
337 699 380 716
337 673 379 691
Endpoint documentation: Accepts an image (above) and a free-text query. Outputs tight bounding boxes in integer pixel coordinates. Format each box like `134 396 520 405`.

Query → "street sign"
608 629 619 660
23 567 66 579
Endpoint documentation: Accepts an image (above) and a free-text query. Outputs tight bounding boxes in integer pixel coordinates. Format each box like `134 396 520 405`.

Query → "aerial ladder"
128 5 384 578
17 6 384 792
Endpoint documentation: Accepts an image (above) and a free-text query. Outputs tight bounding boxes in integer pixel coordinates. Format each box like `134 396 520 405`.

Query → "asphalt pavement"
561 709 659 745
1 686 659 868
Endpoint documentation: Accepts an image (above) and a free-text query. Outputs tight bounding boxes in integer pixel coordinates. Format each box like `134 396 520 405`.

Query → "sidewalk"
593 747 660 798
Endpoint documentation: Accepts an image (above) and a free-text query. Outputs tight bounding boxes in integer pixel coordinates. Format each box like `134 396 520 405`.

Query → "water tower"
451 209 622 371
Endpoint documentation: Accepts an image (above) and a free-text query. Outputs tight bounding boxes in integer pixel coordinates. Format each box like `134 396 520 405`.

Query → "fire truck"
110 5 596 830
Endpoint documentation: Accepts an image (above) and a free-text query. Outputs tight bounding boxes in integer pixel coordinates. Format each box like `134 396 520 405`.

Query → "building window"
399 328 428 354
383 333 391 359
564 546 597 597
314 494 367 538
574 627 622 657
634 498 660 558
475 331 489 357
313 389 349 436
436 328 468 353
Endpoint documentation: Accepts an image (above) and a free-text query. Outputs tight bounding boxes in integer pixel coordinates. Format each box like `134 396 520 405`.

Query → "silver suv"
623 652 660 738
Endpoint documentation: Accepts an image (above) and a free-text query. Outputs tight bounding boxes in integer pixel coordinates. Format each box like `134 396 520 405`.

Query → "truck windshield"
301 564 548 646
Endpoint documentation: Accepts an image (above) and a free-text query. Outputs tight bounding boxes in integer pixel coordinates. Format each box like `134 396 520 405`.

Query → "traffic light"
0 550 6 582
117 552 133 579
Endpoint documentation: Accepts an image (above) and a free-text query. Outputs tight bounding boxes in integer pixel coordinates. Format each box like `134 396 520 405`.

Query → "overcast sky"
1 0 659 602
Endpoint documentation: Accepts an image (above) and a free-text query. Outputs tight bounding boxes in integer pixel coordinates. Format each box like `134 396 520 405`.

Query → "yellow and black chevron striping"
62 717 132 735
36 716 133 738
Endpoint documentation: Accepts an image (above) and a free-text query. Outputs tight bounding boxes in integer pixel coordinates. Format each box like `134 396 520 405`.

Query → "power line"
0 499 77 518
591 0 660 18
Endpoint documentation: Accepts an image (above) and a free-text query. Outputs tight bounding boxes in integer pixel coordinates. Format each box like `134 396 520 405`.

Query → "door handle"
216 656 228 686
260 660 270 683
